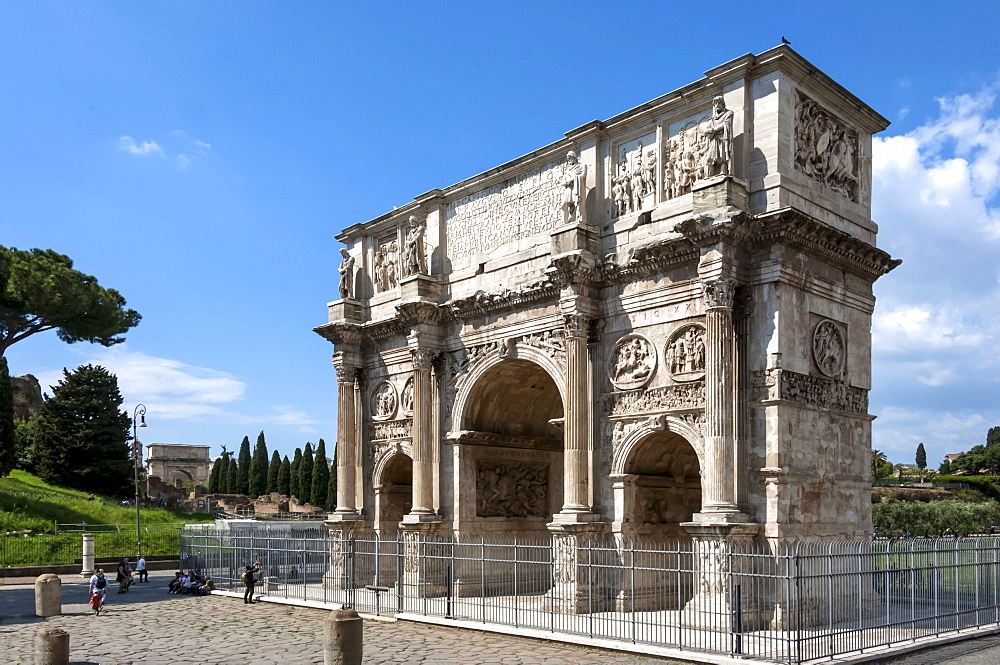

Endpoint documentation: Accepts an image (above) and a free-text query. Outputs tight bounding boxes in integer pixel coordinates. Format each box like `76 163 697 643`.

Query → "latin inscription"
446 158 564 257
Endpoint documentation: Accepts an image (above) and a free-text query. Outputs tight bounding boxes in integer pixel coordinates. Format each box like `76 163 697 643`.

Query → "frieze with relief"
794 92 860 202
662 97 735 200
368 418 413 441
665 324 707 382
370 381 397 421
609 334 656 390
476 462 549 518
400 377 414 415
812 319 846 378
611 134 656 217
752 368 868 414
373 236 399 293
604 382 705 416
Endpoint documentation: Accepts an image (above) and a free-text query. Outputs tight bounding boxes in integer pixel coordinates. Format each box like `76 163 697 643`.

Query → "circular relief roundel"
370 381 397 421
813 319 846 377
665 323 707 383
609 334 657 390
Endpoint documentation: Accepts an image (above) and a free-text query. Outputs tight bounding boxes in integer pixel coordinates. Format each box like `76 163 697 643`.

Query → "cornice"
313 322 362 346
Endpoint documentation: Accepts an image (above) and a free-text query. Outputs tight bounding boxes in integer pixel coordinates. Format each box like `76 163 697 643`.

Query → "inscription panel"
446 158 564 257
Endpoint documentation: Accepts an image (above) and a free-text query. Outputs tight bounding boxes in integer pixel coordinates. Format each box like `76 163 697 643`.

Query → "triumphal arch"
316 46 898 616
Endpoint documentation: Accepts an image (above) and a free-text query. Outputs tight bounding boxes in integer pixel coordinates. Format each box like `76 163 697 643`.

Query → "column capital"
701 277 737 309
562 313 590 339
410 347 439 371
331 353 361 385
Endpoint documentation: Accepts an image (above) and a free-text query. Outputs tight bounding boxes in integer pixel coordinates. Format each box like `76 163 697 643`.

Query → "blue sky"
1 2 998 467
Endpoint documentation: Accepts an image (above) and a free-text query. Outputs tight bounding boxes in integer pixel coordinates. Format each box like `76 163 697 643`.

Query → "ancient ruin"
146 443 211 491
315 46 899 620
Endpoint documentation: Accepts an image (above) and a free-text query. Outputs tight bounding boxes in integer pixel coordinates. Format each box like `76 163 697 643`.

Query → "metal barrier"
179 527 1000 664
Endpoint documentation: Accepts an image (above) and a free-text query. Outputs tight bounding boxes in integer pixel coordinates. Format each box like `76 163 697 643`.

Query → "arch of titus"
316 47 899 614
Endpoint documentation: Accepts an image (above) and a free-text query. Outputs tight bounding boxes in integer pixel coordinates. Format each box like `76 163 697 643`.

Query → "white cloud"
118 135 164 156
871 81 1000 464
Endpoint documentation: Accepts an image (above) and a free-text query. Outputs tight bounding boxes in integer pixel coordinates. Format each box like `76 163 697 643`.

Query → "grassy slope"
1 470 212 533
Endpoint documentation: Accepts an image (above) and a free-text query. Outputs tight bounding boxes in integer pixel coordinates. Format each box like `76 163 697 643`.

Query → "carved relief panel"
400 376 414 416
611 132 657 218
812 319 847 378
665 324 707 382
794 92 860 202
370 381 398 421
475 462 549 518
662 112 711 200
609 334 656 390
372 235 399 293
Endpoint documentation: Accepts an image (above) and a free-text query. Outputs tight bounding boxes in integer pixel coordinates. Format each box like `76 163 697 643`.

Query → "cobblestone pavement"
0 572 678 665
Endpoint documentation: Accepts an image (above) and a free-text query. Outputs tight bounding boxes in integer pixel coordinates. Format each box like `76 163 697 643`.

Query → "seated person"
178 572 194 594
168 572 184 593
202 576 215 594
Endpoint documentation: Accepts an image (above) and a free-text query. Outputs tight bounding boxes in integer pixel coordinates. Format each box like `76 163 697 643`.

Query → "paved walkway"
0 571 678 664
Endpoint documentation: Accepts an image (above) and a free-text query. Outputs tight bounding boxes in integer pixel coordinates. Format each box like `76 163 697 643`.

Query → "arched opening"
374 453 412 534
454 358 564 536
168 468 195 490
617 430 702 539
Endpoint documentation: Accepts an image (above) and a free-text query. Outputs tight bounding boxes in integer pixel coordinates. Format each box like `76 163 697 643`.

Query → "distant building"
146 443 211 489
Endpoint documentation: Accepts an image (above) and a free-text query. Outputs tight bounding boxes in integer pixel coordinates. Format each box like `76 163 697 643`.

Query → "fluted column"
334 361 360 516
700 278 740 517
408 348 437 517
560 313 591 514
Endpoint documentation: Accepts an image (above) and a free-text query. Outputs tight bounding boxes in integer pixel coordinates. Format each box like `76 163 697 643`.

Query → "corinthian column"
699 278 741 518
405 348 438 519
333 359 361 517
559 313 591 515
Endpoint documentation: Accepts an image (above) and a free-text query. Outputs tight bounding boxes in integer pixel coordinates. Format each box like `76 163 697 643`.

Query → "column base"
544 520 611 614
400 511 443 525
398 520 448 600
680 520 760 630
323 520 373 590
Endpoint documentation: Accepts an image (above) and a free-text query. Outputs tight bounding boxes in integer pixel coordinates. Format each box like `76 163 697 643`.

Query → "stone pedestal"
34 627 69 665
399 274 441 301
680 522 759 630
398 521 448 600
544 521 610 613
323 518 372 590
79 533 94 577
324 608 363 665
692 176 748 213
326 299 364 324
34 574 61 617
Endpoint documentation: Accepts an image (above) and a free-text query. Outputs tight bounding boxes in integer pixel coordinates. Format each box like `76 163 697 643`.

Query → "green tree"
224 456 238 494
266 450 281 494
312 438 330 510
327 444 337 510
0 357 15 476
249 431 268 498
208 455 222 493
988 426 1000 449
289 448 302 500
872 449 890 479
33 364 131 496
236 435 251 495
916 443 927 481
278 455 291 496
299 443 314 505
873 500 998 537
14 418 39 472
0 246 141 357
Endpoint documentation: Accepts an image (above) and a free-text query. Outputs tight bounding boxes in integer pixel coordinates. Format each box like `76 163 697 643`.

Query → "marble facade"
316 46 899 618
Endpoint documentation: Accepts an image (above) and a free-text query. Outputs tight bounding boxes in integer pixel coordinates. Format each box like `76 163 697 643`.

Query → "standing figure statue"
337 248 355 300
703 95 734 177
403 216 427 277
560 150 587 224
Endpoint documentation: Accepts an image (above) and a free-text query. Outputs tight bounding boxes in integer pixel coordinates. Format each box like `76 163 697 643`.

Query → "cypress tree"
327 444 338 510
0 357 16 477
249 431 268 497
208 454 222 493
225 456 238 494
299 442 314 505
312 438 330 509
266 450 281 494
236 435 251 495
278 455 291 496
289 448 302 500
33 364 132 496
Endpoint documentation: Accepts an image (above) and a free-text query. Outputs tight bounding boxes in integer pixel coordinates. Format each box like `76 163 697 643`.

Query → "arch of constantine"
315 46 899 620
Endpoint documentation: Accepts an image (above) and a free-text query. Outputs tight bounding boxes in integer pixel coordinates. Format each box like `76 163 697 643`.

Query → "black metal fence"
179 527 1000 663
1 526 183 568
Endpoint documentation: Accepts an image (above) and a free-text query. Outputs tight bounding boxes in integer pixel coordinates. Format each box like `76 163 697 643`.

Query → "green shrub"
936 475 1000 501
873 499 998 537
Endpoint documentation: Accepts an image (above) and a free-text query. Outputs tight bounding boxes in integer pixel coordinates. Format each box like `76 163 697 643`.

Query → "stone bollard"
80 533 95 577
34 626 69 665
323 609 363 665
34 574 62 617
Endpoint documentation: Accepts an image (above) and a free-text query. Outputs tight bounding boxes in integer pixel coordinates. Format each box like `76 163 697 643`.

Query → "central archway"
451 355 565 537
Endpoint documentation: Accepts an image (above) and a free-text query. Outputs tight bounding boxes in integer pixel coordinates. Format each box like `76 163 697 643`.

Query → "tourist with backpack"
242 561 261 604
89 569 107 612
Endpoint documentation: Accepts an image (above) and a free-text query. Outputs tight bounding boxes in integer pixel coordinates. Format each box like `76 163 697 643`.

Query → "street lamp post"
132 404 146 558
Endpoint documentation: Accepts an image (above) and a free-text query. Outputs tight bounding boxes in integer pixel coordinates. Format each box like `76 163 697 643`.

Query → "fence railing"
2 525 184 568
179 527 1000 664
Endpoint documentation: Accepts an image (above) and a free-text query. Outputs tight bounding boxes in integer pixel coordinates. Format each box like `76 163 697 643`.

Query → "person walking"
136 555 147 583
89 568 108 612
242 561 261 604
116 558 133 593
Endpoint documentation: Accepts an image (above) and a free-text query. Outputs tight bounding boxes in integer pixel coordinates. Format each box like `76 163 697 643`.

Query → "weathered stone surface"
34 574 61 617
